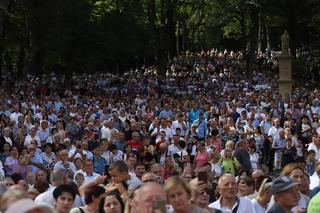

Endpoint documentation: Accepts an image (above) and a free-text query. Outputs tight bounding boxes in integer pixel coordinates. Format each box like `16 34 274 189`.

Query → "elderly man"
128 182 167 213
308 135 320 161
208 174 255 213
267 176 300 213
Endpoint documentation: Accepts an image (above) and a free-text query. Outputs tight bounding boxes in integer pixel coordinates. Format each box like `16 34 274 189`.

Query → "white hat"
5 199 55 213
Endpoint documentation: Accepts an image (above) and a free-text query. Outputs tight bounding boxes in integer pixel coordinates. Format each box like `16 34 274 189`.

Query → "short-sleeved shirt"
308 190 320 213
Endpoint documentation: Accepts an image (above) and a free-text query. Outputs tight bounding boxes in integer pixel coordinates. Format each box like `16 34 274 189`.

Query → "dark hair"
108 144 117 151
98 192 124 213
255 175 272 192
134 161 146 169
53 184 76 200
84 185 105 204
109 160 129 173
34 180 50 193
68 181 80 195
238 176 255 188
43 143 53 149
308 150 316 155
10 173 23 184
178 140 186 149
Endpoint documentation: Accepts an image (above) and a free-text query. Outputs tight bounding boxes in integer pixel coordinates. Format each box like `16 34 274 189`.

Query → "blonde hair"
164 176 191 199
257 178 272 199
280 163 304 176
0 189 28 212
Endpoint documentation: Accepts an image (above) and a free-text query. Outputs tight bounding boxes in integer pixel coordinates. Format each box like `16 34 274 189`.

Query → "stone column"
278 55 293 97
277 30 293 97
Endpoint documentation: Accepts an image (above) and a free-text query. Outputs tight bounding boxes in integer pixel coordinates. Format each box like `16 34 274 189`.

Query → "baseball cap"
271 176 300 194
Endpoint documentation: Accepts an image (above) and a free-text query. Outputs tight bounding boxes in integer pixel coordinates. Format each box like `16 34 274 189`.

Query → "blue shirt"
29 154 44 173
159 109 174 119
93 155 107 175
37 129 50 142
193 118 207 139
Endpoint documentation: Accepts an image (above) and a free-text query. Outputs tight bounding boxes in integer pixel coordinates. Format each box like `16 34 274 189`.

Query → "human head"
126 155 137 169
238 176 255 197
217 174 238 199
74 172 85 187
53 184 76 213
4 198 54 213
164 176 192 212
271 176 300 211
109 160 129 183
128 183 166 213
280 163 304 184
83 159 94 174
84 185 105 206
308 150 316 161
99 191 124 213
3 177 15 189
134 162 146 179
141 172 158 183
151 163 163 177
51 169 68 186
36 169 48 183
0 189 28 212
189 178 210 208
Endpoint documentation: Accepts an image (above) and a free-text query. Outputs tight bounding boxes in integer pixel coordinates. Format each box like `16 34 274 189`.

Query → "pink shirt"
195 151 210 168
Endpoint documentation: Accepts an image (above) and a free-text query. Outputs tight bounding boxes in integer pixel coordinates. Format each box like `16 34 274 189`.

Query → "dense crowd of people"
0 49 319 213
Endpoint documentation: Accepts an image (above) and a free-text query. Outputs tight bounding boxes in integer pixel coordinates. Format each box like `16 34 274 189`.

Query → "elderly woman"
164 176 211 213
189 178 215 212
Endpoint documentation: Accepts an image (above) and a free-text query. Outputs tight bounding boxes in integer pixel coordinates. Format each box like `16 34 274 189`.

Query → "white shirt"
250 153 259 170
171 120 187 136
168 143 180 156
251 199 265 213
127 174 142 190
153 127 174 142
101 125 112 140
268 126 283 141
310 172 320 190
210 162 222 177
82 171 100 184
10 112 23 123
308 142 320 161
24 135 41 147
68 147 93 160
35 186 83 208
54 161 76 173
208 197 256 213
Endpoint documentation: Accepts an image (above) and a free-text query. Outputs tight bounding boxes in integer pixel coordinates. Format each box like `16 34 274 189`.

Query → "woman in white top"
209 150 222 178
24 126 41 147
249 143 259 171
251 178 272 213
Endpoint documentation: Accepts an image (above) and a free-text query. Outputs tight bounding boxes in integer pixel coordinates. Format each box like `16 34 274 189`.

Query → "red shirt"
127 139 142 151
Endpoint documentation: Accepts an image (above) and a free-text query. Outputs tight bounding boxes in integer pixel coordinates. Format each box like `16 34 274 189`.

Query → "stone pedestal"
277 55 293 97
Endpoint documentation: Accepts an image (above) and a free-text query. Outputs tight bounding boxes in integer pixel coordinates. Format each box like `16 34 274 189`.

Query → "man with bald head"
128 182 167 213
208 174 255 213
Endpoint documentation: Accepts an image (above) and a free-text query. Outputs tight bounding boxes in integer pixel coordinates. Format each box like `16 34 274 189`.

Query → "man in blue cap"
267 176 301 213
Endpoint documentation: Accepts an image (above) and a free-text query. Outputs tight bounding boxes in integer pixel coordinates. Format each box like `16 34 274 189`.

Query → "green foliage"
0 0 319 78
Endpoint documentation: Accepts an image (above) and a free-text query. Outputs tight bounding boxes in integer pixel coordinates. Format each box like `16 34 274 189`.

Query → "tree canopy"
0 0 319 80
